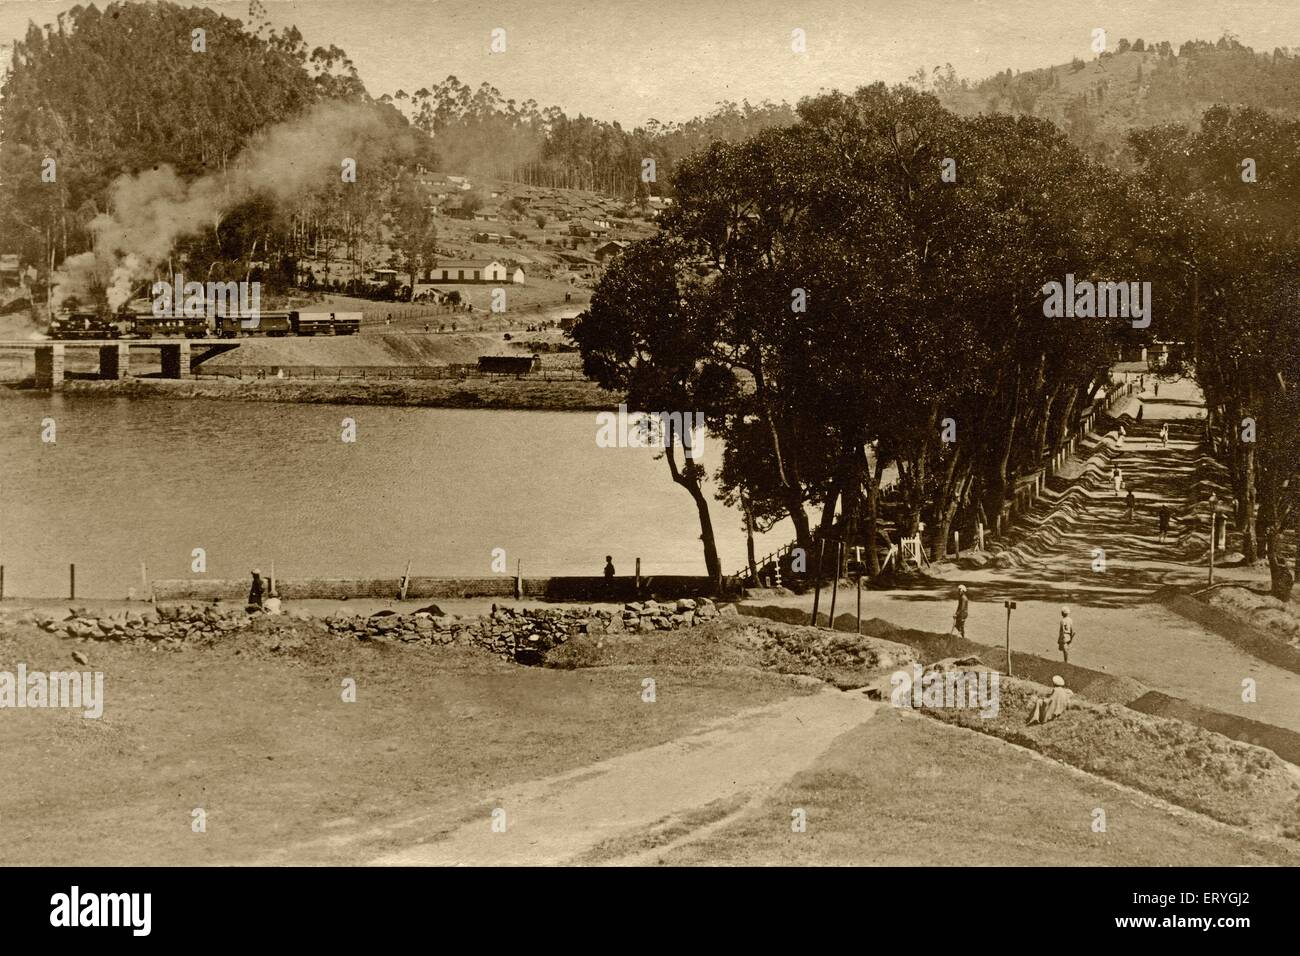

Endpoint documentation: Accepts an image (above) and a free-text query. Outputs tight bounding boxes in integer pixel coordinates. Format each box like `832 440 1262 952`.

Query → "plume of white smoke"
54 100 406 311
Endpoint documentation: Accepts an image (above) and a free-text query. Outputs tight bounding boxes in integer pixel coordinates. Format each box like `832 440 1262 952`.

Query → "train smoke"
53 100 406 312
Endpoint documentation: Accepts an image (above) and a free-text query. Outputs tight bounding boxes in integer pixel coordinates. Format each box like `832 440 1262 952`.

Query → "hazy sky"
3 0 1300 125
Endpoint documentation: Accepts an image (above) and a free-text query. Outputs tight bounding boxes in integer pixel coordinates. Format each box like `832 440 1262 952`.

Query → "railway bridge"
0 339 240 389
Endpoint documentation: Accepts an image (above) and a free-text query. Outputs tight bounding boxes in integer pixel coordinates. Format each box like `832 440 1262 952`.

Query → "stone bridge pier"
159 342 191 379
98 343 130 379
34 344 65 388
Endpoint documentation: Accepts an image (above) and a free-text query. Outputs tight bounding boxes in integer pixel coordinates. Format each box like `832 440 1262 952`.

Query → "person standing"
1160 423 1169 447
1112 465 1123 496
1137 403 1144 422
603 555 617 599
1158 505 1171 543
1154 381 1160 398
953 584 969 638
1126 489 1137 521
1057 607 1075 665
247 568 264 612
1117 423 1126 449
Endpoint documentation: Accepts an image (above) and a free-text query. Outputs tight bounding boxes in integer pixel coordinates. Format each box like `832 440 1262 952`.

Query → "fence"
149 574 713 602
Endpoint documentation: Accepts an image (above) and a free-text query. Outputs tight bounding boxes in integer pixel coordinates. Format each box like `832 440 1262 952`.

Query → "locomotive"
47 312 122 339
48 310 362 340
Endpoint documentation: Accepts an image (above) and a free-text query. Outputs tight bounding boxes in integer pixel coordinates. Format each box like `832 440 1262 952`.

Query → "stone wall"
15 596 723 666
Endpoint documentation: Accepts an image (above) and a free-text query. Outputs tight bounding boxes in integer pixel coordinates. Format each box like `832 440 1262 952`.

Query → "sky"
3 0 1300 125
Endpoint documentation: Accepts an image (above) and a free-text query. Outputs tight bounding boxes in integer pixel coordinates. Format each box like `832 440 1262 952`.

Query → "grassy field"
0 619 806 865
3 607 1297 865
646 709 1300 866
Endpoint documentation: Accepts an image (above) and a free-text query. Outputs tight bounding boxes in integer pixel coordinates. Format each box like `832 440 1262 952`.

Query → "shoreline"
0 375 622 411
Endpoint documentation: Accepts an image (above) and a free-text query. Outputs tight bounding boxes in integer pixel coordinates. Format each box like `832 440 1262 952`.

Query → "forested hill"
1 1 367 179
927 36 1300 167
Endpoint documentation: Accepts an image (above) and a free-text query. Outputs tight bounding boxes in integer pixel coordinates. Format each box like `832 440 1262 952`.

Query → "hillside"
936 38 1300 166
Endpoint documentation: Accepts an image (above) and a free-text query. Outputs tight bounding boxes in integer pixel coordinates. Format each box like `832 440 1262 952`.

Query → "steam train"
48 310 362 340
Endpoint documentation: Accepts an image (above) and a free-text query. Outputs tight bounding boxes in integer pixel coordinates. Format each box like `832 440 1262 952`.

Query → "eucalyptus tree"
571 235 735 588
1131 106 1300 586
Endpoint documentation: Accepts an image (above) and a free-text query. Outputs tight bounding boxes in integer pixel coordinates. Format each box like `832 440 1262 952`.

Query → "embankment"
20 375 620 411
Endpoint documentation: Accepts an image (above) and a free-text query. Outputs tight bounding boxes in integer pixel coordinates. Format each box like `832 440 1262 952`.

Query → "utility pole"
1208 493 1217 586
853 546 863 636
827 540 841 627
1003 600 1016 676
810 539 825 627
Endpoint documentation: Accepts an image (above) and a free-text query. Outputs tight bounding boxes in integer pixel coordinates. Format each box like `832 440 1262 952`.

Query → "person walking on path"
1112 465 1123 496
1126 489 1137 521
1158 505 1172 543
1160 423 1169 447
952 584 969 638
1057 607 1075 665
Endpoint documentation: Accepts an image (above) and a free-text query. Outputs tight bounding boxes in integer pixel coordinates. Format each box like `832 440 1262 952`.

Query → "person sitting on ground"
1057 607 1075 664
1027 675 1073 725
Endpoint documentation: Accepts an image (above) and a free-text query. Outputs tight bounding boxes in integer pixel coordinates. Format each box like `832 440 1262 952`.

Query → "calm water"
0 396 790 597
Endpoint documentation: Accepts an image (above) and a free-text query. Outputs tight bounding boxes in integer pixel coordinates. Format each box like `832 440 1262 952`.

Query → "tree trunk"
664 426 722 591
741 495 758 586
1242 442 1258 563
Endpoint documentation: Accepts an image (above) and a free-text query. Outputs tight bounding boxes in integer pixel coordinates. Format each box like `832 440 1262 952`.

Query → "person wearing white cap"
1057 606 1074 664
952 584 969 638
1028 675 1073 725
247 568 265 611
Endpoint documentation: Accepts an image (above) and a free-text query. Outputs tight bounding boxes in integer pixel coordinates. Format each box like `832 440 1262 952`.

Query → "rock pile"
5 597 724 665
620 597 721 632
23 603 289 642
323 597 722 664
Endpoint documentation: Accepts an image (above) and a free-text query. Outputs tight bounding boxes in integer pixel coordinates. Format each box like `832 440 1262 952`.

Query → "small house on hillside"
428 260 509 283
570 218 611 237
478 354 540 376
594 240 629 262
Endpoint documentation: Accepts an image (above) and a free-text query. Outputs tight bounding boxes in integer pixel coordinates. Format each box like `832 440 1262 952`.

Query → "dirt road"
752 377 1300 734
370 688 878 865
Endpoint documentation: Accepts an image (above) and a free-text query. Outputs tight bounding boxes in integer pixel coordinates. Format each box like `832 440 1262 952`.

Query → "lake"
0 395 793 597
